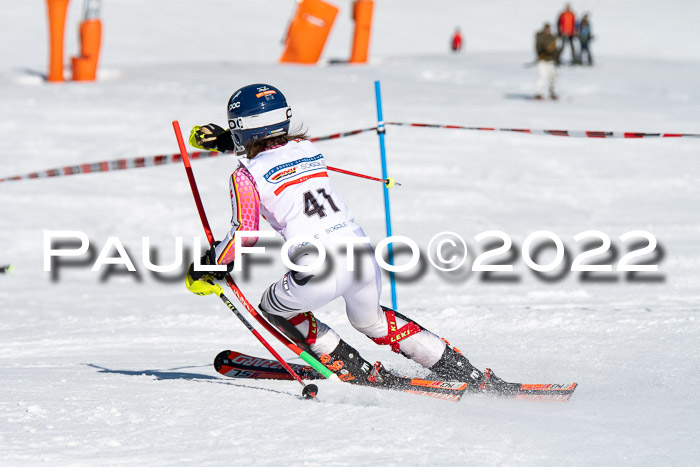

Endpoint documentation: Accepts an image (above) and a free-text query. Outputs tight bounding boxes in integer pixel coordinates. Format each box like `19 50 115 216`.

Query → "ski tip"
514 382 578 402
520 382 578 391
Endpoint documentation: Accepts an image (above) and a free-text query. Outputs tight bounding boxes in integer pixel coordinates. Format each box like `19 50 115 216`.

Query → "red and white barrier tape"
309 126 377 142
0 127 383 183
2 122 697 183
0 146 392 186
0 150 224 183
385 122 700 139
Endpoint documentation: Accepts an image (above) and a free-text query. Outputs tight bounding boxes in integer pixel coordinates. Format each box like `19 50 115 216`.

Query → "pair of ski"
215 350 578 402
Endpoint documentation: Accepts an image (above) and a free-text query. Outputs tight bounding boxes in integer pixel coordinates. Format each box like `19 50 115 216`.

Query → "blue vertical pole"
374 80 398 310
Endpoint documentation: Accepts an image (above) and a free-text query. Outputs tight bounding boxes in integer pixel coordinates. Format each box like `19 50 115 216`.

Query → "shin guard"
370 306 423 353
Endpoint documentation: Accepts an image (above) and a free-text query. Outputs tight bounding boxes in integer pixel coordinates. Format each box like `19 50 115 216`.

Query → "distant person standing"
557 3 578 64
577 13 593 65
534 23 559 100
451 27 463 52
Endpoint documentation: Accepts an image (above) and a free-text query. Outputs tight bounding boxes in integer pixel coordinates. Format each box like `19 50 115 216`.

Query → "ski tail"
214 350 323 380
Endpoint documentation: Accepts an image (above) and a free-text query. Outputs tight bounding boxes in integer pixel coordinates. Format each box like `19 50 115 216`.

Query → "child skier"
185 83 504 388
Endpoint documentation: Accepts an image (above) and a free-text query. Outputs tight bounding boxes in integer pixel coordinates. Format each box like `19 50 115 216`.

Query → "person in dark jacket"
534 23 559 99
576 13 593 65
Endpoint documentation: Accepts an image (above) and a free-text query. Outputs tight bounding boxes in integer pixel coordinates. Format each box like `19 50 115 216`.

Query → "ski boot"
319 340 373 384
429 344 483 385
320 341 406 389
430 346 519 394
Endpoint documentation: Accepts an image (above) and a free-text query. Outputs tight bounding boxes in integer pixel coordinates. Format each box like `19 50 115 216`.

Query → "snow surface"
1 1 699 465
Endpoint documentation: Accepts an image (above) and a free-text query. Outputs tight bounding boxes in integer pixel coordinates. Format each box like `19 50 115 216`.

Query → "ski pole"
327 165 400 188
172 121 339 386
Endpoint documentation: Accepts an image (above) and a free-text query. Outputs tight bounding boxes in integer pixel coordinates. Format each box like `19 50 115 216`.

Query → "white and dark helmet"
227 83 292 154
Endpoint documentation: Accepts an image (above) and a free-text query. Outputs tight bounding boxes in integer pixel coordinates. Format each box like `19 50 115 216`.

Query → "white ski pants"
260 230 446 368
535 60 558 97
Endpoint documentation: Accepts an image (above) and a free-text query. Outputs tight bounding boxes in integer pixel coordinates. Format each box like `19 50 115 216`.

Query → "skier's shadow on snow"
85 364 301 398
86 363 219 380
504 93 538 101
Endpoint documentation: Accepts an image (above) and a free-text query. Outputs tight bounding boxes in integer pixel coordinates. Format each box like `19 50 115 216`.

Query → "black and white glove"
187 242 232 281
189 124 234 152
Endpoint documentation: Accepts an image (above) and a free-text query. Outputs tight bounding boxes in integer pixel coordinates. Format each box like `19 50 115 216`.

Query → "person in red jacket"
451 27 463 52
557 3 578 64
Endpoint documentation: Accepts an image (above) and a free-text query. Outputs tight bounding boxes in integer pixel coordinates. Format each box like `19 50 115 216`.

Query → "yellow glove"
185 268 224 296
189 123 226 151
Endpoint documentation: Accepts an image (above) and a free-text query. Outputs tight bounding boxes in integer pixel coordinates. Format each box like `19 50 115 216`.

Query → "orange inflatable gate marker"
280 0 339 64
72 18 102 81
349 0 373 63
46 0 70 82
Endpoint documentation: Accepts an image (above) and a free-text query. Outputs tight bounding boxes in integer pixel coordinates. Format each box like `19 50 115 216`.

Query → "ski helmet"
227 84 292 155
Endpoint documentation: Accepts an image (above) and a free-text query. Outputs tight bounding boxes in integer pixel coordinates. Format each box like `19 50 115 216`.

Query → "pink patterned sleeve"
214 165 260 265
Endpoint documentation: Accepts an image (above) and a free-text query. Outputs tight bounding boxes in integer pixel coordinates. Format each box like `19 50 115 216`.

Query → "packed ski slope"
1 1 699 465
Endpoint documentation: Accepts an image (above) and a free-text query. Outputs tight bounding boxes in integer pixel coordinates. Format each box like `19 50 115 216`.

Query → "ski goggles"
229 107 292 131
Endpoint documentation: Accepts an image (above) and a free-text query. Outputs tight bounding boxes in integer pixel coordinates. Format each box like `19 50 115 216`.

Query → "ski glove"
189 124 235 152
185 244 232 296
185 271 220 296
187 242 233 282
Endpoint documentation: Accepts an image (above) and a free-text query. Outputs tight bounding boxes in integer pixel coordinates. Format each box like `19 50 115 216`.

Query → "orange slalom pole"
349 0 374 63
46 0 70 82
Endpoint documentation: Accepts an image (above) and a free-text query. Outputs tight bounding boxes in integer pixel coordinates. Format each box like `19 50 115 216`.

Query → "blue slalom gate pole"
374 80 398 310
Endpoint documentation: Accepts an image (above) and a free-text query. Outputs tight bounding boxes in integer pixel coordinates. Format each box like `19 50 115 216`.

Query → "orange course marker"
349 0 374 63
72 18 102 81
280 0 339 64
46 0 70 82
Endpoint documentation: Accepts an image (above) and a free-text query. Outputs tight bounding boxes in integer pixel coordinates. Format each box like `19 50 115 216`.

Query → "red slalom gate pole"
172 120 336 397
